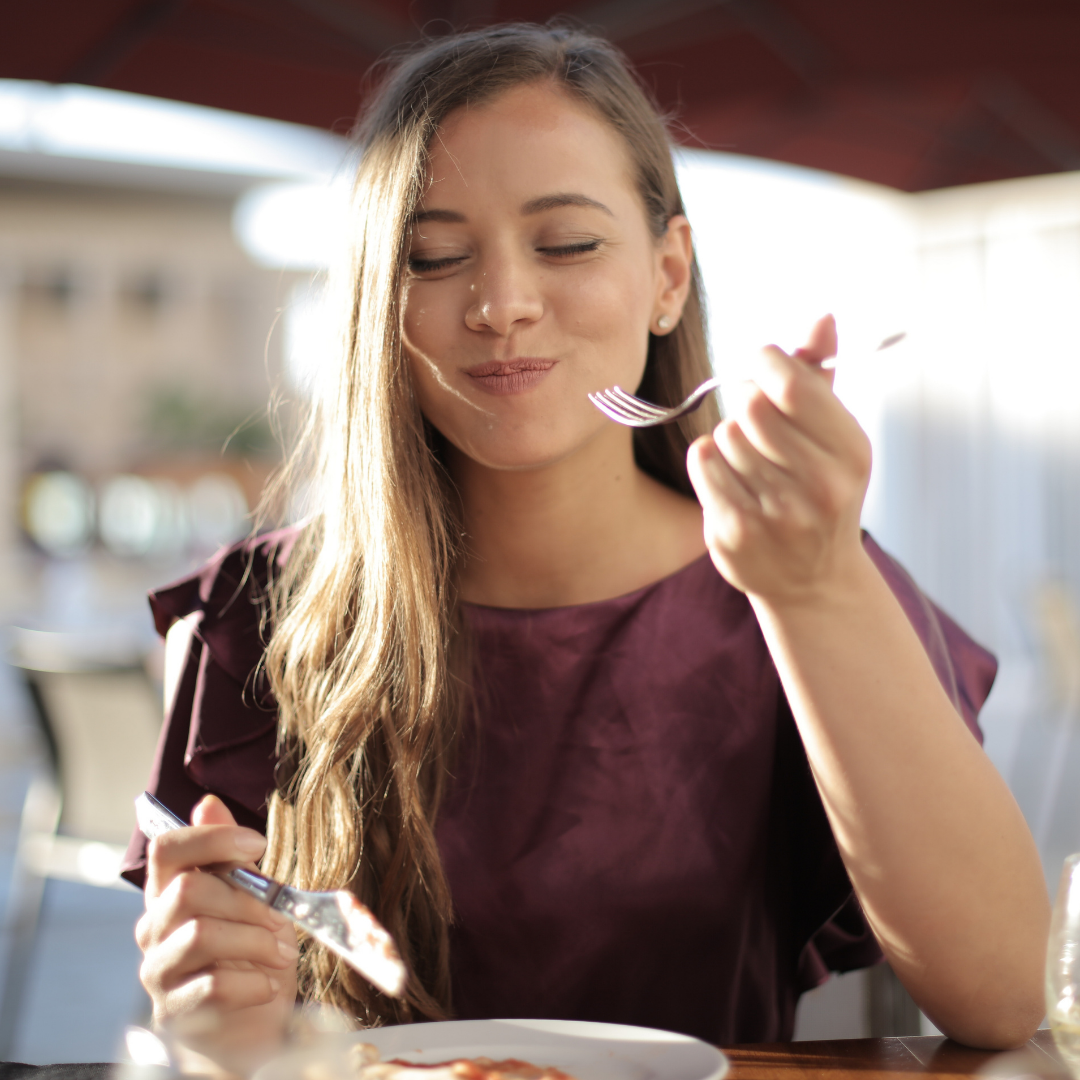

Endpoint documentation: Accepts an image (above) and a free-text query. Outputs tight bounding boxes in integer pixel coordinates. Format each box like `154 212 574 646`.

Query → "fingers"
152 966 285 1018
138 874 299 1024
722 314 847 462
145 821 267 900
138 869 287 949
722 378 827 476
698 420 822 538
793 312 838 366
750 347 835 441
705 317 868 498
726 314 867 496
146 915 297 987
688 437 756 551
192 794 239 828
713 418 789 504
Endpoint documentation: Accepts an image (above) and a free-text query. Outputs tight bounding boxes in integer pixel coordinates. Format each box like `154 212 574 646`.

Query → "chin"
450 429 590 473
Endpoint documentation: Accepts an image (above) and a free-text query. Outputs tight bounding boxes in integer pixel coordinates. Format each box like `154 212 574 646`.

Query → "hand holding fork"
591 314 881 607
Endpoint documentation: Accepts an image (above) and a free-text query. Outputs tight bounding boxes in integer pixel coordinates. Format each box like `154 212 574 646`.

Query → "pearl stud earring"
656 315 672 331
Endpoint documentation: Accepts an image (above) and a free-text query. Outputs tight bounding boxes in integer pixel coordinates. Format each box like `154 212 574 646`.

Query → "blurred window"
188 473 248 551
21 266 77 309
99 475 187 558
119 271 171 316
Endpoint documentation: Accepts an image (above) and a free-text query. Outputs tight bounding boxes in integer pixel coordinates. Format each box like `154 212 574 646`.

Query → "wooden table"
726 1030 1068 1080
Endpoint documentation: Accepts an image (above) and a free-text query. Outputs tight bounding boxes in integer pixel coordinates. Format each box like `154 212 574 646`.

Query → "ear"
652 214 694 334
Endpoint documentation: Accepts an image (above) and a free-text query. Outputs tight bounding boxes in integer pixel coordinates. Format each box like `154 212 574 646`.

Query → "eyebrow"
521 193 614 216
412 208 466 224
411 192 613 225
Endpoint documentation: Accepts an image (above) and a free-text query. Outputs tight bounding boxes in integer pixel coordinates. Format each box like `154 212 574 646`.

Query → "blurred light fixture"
0 79 348 182
285 277 336 398
23 472 95 557
233 179 351 270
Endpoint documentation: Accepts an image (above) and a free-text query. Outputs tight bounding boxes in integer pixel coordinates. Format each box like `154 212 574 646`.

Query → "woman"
126 23 1048 1055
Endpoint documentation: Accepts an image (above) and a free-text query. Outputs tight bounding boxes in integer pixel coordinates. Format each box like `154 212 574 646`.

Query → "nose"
464 251 544 336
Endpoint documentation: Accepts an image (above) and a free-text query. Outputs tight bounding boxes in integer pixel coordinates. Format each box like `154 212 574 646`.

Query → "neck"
448 426 706 608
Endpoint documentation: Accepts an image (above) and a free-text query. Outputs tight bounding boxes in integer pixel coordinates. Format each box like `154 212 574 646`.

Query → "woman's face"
402 81 692 471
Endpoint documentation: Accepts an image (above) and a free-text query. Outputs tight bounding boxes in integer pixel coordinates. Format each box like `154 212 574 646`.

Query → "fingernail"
235 832 265 856
269 977 281 993
704 449 726 488
278 938 299 960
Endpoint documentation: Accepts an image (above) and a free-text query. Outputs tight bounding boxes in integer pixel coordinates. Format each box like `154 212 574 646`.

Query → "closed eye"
539 240 602 257
409 239 602 272
408 254 467 273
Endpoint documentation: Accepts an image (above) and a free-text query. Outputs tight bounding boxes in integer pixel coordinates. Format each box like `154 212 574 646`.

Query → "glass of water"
1048 854 1080 1075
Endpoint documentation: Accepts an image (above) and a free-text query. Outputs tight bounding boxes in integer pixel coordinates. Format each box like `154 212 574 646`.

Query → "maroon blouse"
121 528 996 1046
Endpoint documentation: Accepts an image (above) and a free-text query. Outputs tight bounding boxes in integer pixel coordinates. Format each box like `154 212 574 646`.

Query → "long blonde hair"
260 22 720 1027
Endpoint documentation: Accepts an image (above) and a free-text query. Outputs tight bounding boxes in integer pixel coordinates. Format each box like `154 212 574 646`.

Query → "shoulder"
148 524 304 687
150 523 303 635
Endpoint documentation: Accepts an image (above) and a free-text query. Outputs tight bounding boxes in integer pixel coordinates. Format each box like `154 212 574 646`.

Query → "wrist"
745 540 879 622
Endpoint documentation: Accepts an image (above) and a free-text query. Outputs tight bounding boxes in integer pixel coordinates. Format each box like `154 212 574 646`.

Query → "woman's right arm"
136 616 298 1060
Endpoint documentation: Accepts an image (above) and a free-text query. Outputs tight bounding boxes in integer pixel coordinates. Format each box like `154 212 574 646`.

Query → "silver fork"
135 792 407 998
588 332 907 428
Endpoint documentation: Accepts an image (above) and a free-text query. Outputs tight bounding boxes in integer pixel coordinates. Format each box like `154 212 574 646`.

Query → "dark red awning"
5 0 1080 191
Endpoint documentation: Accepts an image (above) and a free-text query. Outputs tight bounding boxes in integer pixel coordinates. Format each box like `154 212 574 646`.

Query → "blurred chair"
867 963 924 1036
0 627 162 1059
794 963 925 1040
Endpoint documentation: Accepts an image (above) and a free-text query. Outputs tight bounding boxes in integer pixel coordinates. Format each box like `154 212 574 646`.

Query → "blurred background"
2 0 1080 1062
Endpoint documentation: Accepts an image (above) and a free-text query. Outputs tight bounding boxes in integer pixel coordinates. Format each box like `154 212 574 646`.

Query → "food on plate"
346 1043 578 1080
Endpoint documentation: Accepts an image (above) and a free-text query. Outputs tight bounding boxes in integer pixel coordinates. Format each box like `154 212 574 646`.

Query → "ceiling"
6 0 1080 191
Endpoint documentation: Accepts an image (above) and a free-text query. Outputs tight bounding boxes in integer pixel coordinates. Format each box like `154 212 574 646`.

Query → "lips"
465 358 557 396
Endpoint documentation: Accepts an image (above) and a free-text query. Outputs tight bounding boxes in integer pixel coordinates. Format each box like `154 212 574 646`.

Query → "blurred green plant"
144 386 276 457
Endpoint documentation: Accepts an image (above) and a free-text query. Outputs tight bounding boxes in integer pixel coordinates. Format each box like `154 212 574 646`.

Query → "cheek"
405 341 463 437
573 260 650 319
555 259 656 381
402 284 458 356
401 294 450 423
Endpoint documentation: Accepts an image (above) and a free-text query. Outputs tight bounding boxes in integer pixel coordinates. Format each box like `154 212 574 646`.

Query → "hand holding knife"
135 791 407 999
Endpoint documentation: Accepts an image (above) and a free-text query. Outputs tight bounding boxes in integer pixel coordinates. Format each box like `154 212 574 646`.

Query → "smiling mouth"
465 358 557 395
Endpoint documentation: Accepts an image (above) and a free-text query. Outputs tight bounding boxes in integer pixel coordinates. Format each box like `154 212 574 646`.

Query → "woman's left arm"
687 316 1049 1050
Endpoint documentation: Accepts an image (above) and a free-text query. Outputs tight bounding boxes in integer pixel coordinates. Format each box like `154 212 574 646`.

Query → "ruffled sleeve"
789 531 997 991
863 533 996 739
120 525 301 889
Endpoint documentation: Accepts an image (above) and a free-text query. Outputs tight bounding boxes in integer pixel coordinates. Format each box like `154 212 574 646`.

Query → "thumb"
191 793 238 828
793 313 838 366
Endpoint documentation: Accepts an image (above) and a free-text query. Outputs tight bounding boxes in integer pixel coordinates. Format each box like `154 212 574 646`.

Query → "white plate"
355 1018 728 1080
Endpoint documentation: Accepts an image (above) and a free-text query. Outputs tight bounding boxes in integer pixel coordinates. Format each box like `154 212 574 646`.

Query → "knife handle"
134 791 281 906
135 791 187 839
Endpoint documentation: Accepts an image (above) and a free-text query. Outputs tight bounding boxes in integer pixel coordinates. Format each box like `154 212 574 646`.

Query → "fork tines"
588 387 667 427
